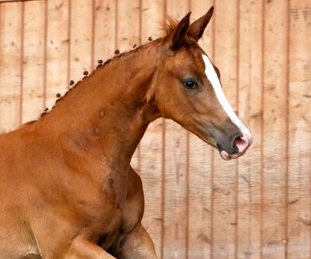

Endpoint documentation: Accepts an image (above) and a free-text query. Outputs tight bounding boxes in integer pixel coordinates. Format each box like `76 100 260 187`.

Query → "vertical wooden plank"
212 2 238 258
164 1 189 259
262 0 288 258
69 0 93 83
117 0 140 171
21 1 45 123
139 0 164 257
140 117 164 258
93 0 116 69
287 1 311 258
117 0 140 51
46 0 69 109
187 1 214 259
237 1 263 259
0 2 22 133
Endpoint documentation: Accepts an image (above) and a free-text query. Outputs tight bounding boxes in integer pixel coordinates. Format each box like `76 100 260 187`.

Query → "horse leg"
64 234 116 259
20 254 42 259
112 223 158 259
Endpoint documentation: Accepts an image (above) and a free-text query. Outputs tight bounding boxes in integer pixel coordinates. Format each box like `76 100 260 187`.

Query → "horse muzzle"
217 132 253 161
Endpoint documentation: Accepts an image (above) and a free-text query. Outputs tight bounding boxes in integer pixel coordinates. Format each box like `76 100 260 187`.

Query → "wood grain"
237 1 263 259
0 3 22 133
287 0 311 258
21 1 45 123
45 0 69 110
69 0 93 83
93 0 116 69
262 0 289 258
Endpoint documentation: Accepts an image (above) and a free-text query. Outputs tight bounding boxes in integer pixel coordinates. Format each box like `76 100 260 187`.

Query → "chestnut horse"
0 7 252 259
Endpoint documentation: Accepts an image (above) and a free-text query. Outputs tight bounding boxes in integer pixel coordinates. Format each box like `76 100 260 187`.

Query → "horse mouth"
190 125 253 160
217 141 251 160
218 149 246 161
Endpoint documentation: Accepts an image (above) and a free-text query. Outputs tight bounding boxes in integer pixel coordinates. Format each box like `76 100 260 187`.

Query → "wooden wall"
0 0 310 258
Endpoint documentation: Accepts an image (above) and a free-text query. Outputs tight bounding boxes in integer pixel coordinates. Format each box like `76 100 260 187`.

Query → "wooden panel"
287 1 311 258
21 0 45 123
212 1 238 258
237 1 263 259
139 0 164 257
140 116 164 258
262 0 289 258
69 0 93 83
45 0 69 109
117 0 140 51
163 1 189 259
0 2 22 133
187 1 214 259
93 0 116 69
0 0 39 2
117 0 140 170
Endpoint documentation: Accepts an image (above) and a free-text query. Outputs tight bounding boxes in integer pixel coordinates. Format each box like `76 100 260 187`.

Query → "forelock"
162 16 179 35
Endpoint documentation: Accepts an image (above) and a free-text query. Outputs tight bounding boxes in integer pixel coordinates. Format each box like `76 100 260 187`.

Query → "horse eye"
183 80 198 90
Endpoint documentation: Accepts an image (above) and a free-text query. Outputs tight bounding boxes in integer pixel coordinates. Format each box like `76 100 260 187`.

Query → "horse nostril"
234 135 249 153
235 136 244 146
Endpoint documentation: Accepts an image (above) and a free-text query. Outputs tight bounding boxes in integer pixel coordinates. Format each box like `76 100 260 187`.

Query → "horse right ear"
164 12 191 50
187 6 214 41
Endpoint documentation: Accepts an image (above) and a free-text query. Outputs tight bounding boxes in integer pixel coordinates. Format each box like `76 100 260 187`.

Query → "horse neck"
40 45 161 167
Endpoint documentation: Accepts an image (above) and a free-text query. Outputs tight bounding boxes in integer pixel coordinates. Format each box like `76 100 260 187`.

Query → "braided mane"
24 18 179 126
23 38 162 127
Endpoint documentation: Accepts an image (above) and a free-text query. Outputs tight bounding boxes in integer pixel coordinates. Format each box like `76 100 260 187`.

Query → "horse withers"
0 7 252 259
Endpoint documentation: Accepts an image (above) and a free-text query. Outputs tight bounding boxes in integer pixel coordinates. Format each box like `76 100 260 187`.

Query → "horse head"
152 7 253 160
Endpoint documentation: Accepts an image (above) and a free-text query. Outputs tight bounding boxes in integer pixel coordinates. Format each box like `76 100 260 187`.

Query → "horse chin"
219 149 248 161
219 150 231 161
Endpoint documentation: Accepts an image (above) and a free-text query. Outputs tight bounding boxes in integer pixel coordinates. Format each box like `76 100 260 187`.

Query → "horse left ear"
164 12 191 50
187 6 214 41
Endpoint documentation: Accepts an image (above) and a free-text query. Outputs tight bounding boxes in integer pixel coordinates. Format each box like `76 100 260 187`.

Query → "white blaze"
202 54 251 138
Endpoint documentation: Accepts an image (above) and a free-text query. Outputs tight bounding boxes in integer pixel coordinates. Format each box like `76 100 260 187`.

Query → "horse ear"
165 12 191 50
187 6 214 41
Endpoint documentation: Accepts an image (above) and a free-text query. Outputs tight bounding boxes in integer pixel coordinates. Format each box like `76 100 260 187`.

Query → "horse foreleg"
112 223 158 259
65 234 116 259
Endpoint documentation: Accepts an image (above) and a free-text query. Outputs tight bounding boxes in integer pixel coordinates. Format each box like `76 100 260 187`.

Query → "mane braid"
26 39 160 126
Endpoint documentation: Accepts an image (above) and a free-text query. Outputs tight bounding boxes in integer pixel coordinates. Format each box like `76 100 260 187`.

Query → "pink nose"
234 134 253 154
219 132 253 161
